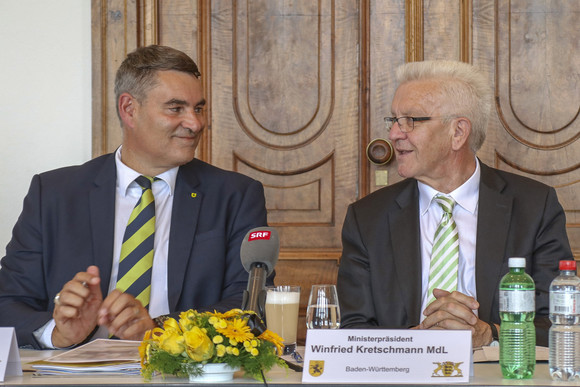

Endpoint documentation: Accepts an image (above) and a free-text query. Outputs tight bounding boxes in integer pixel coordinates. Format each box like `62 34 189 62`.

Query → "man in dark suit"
0 45 269 349
337 60 573 347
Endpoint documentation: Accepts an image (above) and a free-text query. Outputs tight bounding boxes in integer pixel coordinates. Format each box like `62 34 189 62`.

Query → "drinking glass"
265 285 301 355
306 284 341 329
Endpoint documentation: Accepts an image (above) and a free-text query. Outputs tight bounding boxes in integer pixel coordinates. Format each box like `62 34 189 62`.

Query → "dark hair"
114 45 201 121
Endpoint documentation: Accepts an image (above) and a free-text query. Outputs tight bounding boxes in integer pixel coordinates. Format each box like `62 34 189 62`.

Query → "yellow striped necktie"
427 195 459 306
116 175 156 308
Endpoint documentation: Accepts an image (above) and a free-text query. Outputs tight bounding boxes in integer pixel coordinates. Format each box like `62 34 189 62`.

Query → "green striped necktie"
116 175 156 309
427 194 459 306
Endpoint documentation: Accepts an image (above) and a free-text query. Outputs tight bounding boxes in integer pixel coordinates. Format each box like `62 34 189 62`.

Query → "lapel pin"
191 193 197 198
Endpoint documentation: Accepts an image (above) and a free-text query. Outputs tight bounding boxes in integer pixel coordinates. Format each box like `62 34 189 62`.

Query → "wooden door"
92 0 579 344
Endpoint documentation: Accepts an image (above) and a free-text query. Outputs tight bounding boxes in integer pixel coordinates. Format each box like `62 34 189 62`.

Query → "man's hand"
52 265 102 348
420 289 493 347
97 290 155 341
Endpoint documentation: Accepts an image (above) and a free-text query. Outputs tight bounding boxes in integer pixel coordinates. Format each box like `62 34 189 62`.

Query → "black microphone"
240 227 279 319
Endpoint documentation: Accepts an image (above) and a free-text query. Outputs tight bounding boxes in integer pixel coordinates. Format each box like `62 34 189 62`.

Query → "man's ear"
118 93 137 128
452 117 471 151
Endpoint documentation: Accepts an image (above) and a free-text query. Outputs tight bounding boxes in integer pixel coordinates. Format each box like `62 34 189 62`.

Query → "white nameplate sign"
302 329 471 384
0 327 22 382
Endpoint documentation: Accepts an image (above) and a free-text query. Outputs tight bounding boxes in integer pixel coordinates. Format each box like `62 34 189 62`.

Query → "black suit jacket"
337 162 573 346
0 153 269 348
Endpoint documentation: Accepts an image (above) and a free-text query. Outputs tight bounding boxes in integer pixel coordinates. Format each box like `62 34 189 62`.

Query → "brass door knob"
366 138 394 165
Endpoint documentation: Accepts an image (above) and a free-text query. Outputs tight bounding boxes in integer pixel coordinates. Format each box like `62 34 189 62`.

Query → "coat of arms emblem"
309 360 325 377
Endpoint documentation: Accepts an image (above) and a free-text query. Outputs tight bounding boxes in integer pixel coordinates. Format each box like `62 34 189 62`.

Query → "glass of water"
306 284 341 329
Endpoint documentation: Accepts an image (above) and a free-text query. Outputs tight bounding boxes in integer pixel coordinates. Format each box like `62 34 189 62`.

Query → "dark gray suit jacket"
0 153 268 348
337 162 573 346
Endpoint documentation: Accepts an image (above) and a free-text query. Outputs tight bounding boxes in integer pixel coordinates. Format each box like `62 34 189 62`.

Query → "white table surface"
1 348 564 386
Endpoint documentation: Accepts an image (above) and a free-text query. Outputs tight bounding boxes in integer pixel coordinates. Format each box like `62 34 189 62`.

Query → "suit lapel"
389 182 422 324
167 163 202 311
475 163 512 322
89 155 117 295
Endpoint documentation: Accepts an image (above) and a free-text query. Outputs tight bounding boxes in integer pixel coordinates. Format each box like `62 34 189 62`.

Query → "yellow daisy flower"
258 329 285 356
221 308 244 318
217 318 254 343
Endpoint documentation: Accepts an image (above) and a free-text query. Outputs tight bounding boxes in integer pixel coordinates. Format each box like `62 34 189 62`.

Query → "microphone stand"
241 262 268 320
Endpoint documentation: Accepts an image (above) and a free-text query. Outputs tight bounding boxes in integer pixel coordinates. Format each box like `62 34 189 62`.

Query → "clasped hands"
415 289 494 348
51 265 155 348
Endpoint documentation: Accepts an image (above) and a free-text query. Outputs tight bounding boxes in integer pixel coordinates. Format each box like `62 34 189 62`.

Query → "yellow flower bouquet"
139 309 286 381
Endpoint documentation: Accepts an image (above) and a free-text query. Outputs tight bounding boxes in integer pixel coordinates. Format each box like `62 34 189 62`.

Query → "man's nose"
388 121 405 141
183 110 204 132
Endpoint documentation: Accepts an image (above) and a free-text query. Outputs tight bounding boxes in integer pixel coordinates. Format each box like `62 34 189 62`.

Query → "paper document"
473 346 548 362
30 339 141 376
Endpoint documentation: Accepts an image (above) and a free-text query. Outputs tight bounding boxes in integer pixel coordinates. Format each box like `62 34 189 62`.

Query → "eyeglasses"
384 116 454 133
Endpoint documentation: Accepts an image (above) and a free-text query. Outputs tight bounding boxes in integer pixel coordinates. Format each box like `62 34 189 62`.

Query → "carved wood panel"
210 0 360 256
92 0 140 156
92 0 579 331
490 0 579 254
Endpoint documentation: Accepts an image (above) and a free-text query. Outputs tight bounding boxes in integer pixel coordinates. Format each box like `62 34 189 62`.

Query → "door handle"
366 138 393 165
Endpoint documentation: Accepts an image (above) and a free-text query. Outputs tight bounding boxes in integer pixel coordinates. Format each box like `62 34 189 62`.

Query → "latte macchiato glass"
265 285 300 355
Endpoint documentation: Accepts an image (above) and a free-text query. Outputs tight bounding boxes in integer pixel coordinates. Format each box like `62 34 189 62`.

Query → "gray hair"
396 60 492 152
114 45 201 122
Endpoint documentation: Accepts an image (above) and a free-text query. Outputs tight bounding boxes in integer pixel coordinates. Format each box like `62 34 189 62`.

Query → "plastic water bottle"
549 260 580 381
499 257 535 379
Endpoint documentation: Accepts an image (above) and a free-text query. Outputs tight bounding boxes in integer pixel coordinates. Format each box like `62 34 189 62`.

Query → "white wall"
0 1 92 253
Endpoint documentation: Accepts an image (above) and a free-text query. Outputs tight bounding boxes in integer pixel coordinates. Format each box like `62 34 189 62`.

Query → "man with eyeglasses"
337 60 572 347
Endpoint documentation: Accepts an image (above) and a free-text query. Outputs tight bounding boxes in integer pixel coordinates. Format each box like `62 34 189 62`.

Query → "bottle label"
550 292 580 314
499 289 535 312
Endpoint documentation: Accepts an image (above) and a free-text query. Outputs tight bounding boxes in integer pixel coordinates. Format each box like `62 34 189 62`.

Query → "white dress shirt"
418 158 481 321
35 147 177 347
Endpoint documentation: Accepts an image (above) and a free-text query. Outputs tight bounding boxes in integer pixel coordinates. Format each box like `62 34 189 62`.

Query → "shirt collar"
115 146 178 196
419 157 480 215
